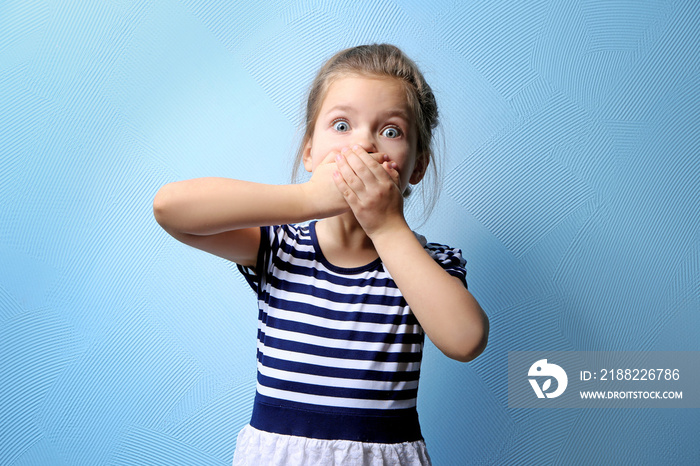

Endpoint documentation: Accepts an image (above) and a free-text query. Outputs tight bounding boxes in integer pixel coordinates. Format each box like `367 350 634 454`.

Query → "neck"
318 213 374 249
315 213 379 267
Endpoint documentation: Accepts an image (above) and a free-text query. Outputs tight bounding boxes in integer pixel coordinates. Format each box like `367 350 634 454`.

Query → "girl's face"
303 75 425 192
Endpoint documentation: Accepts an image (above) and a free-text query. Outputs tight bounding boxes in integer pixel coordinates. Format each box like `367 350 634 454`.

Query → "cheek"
400 170 414 191
312 153 327 169
398 154 419 187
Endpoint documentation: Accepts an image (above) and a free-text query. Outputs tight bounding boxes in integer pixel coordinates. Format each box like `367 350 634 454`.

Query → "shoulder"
413 231 468 287
262 223 312 248
413 232 467 268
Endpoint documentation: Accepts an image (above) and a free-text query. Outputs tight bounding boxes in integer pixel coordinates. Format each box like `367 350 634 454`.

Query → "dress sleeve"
415 233 468 288
237 225 275 294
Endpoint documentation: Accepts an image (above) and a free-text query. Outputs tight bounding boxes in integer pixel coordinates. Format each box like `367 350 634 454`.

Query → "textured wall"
1 0 698 465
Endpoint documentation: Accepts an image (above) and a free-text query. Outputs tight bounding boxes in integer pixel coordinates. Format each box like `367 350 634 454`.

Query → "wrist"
368 218 414 249
298 181 320 218
300 180 349 219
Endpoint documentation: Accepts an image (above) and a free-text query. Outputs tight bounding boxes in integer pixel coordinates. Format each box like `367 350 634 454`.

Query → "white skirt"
232 424 432 466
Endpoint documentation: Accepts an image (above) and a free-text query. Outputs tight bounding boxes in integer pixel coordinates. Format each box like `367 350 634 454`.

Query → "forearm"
153 177 321 235
371 223 489 362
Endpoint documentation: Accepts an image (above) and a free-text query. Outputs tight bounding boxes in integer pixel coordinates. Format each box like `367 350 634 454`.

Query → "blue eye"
382 127 401 139
333 120 349 132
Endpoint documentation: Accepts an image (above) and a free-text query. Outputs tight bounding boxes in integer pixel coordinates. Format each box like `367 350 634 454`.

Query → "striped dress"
234 221 467 465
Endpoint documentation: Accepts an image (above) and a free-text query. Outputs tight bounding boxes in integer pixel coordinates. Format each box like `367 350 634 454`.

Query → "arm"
153 154 347 265
333 147 489 362
371 227 489 362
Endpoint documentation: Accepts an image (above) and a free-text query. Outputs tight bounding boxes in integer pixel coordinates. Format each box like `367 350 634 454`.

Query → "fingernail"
352 144 360 150
341 147 349 154
336 153 342 161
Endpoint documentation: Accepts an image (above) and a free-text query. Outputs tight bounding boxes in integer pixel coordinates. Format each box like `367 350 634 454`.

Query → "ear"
409 152 429 184
302 139 313 173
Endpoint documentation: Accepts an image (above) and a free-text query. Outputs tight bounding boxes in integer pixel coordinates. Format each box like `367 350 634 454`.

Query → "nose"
353 128 377 153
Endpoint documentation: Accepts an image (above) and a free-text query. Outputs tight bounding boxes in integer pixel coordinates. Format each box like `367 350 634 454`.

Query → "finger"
336 151 366 192
332 168 359 206
377 153 401 187
382 161 401 187
347 145 388 182
341 146 376 184
349 145 385 165
348 147 398 186
321 150 340 164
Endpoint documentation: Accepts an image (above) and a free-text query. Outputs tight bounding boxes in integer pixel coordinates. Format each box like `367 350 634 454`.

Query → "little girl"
153 44 489 466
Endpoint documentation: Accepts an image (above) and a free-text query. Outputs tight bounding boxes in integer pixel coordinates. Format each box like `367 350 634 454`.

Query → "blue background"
1 0 698 464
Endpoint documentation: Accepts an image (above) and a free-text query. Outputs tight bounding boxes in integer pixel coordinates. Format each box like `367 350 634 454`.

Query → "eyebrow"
324 105 411 122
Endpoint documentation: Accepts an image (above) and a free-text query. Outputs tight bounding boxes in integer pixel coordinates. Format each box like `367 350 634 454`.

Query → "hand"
332 145 405 237
302 150 351 218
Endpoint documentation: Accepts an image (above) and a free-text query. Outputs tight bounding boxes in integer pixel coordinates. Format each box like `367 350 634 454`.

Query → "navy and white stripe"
238 221 467 443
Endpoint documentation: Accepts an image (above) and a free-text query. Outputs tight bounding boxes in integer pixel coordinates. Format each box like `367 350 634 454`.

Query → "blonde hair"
292 43 441 217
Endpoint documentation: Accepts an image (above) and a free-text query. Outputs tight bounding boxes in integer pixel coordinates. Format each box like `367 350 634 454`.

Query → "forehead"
319 75 412 118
